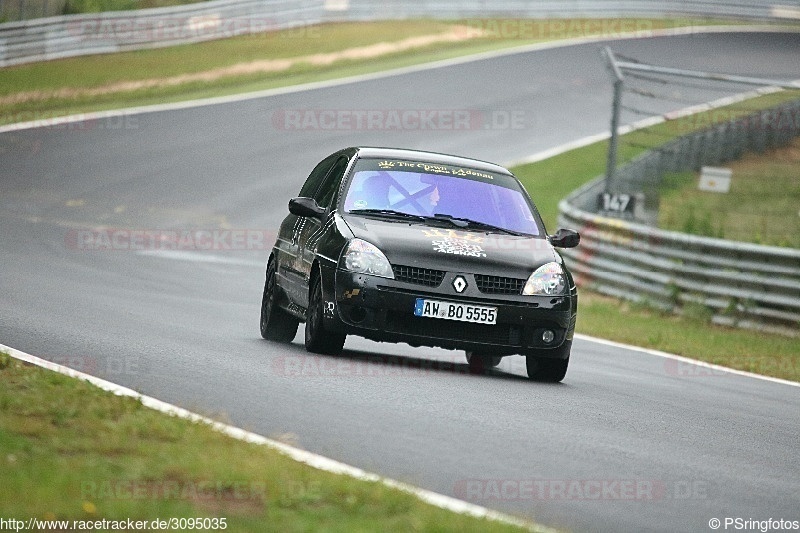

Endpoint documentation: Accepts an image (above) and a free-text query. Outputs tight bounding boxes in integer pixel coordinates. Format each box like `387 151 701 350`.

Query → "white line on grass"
2 25 798 134
0 342 553 532
574 334 799 388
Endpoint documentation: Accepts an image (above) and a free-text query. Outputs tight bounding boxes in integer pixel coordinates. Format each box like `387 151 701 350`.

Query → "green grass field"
658 137 800 247
0 351 533 532
513 91 800 232
0 18 736 126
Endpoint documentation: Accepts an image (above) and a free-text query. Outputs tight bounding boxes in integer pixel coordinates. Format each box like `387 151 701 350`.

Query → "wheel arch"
308 258 322 294
265 251 276 275
308 256 343 328
309 257 337 302
266 252 294 313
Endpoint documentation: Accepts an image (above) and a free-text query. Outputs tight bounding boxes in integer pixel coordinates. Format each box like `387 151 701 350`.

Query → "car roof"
348 147 514 176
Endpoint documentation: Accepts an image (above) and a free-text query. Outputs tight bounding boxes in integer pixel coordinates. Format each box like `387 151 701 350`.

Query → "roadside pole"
603 46 625 194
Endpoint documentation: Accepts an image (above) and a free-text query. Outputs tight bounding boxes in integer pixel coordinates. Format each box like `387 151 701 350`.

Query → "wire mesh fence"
657 148 800 248
560 97 800 334
604 99 800 224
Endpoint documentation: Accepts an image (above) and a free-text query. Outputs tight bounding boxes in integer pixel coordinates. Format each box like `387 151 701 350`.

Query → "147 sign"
598 193 635 217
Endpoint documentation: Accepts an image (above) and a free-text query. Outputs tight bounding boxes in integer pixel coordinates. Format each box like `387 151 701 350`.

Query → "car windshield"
342 158 543 236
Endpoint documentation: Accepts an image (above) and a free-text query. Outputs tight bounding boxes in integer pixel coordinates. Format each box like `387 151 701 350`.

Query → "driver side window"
315 156 349 210
299 153 338 198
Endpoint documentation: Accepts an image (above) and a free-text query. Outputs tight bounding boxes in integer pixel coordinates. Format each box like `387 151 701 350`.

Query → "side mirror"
289 197 325 220
548 228 580 248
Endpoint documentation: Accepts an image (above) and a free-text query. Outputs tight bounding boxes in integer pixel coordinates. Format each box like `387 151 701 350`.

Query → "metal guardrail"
558 100 800 335
344 1 799 21
2 0 800 66
0 0 324 66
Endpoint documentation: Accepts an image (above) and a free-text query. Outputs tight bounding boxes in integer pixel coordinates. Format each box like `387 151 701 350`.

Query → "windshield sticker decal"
377 160 493 180
422 229 487 258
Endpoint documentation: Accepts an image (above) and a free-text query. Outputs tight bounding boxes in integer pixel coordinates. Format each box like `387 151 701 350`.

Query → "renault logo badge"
452 276 468 293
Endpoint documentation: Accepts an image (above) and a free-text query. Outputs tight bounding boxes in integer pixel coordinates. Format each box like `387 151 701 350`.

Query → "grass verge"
0 351 532 532
658 137 800 248
512 91 800 382
513 90 800 230
0 18 742 126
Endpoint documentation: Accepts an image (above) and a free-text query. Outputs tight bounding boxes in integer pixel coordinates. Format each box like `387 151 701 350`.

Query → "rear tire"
526 341 571 382
260 259 299 342
305 274 346 355
465 352 502 374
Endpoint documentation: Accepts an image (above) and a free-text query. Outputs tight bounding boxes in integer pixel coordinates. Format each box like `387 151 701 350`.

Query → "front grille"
392 265 445 287
385 312 522 346
474 274 526 295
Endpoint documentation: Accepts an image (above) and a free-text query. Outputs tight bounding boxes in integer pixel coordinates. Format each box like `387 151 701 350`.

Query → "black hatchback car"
260 147 579 382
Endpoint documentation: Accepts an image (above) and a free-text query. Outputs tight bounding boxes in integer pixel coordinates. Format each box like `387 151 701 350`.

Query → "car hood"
341 215 558 277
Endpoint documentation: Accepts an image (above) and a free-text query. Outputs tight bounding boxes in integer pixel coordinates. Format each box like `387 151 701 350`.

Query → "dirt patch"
1 26 485 106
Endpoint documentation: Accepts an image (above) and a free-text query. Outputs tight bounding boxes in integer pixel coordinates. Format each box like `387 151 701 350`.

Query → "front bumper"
328 267 576 357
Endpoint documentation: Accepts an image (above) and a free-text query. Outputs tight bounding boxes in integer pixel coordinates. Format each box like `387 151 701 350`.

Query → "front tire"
526 341 571 382
465 352 502 374
305 274 346 355
260 259 299 342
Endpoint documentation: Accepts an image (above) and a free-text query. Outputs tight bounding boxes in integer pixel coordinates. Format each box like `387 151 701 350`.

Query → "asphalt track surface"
2 32 800 532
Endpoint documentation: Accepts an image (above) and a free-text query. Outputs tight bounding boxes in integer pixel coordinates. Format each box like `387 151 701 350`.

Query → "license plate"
414 298 497 324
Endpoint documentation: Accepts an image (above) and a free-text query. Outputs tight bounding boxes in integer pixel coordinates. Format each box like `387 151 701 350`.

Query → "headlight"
341 238 394 278
522 262 566 296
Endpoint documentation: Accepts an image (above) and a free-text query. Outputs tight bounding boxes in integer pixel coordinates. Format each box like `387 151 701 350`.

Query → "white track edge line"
0 342 552 532
505 84 800 389
2 24 799 134
503 85 790 167
574 334 799 388
0 22 793 528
